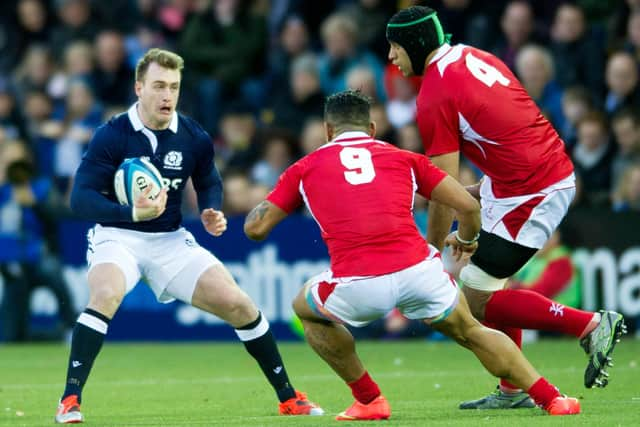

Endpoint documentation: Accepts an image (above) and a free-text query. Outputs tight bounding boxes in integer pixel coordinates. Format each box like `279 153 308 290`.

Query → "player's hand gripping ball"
114 157 164 206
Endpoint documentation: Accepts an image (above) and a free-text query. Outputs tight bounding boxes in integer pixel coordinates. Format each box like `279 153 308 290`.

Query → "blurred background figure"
515 44 563 129
572 111 615 207
317 13 385 98
508 230 581 309
560 86 593 150
550 3 604 102
612 162 640 211
492 0 536 72
179 0 267 136
251 129 296 188
604 51 639 117
0 153 76 342
611 108 640 188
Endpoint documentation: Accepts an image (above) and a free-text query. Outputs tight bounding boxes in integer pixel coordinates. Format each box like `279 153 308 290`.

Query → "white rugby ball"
113 157 164 206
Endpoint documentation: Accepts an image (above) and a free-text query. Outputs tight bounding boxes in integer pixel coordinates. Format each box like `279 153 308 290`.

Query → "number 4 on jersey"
340 147 376 185
465 53 510 88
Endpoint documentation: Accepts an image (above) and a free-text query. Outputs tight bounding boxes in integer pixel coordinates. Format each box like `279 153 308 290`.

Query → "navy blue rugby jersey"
70 104 222 232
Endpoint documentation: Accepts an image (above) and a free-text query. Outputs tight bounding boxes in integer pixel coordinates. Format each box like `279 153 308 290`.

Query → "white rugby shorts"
479 173 576 249
305 248 459 327
86 225 221 304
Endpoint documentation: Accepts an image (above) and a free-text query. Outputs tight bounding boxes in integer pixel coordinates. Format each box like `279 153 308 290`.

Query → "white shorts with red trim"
305 249 459 327
479 173 576 249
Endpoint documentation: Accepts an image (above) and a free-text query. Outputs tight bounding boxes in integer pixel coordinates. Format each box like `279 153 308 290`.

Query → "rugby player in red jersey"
386 6 625 409
244 90 580 420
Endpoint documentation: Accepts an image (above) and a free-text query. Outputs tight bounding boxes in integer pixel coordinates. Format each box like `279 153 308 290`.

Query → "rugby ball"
113 157 164 206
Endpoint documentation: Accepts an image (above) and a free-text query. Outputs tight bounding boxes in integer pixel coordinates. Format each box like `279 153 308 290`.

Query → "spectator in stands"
572 111 616 207
559 86 593 150
550 3 605 102
604 51 640 116
623 10 640 62
269 54 324 135
317 13 385 98
269 15 311 96
11 0 51 69
515 44 564 128
370 103 394 143
509 230 581 309
218 102 260 171
49 41 95 101
48 79 103 196
346 66 384 103
612 162 640 211
251 129 296 188
13 45 56 105
0 155 76 342
222 169 254 216
91 30 135 108
492 1 536 72
299 118 325 156
0 84 28 143
395 123 422 154
50 0 98 58
611 108 640 187
179 0 268 135
21 91 55 176
383 63 420 129
339 0 395 62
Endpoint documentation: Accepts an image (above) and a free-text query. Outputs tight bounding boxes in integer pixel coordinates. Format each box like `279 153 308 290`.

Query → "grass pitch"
1 338 638 426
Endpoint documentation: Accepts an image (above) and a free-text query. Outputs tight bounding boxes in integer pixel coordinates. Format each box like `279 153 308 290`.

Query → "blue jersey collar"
127 103 178 134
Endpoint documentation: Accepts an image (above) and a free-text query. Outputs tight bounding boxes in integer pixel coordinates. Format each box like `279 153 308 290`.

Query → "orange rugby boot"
545 395 581 415
278 390 324 415
55 394 83 424
336 395 391 421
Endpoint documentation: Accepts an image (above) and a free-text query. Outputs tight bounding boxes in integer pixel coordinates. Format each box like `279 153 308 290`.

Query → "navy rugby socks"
62 308 111 402
235 312 297 402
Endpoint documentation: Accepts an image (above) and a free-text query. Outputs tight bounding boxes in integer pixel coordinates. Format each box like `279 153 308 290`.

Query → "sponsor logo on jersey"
163 151 183 170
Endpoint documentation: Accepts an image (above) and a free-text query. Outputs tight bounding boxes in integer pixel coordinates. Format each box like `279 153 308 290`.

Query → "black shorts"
470 230 538 279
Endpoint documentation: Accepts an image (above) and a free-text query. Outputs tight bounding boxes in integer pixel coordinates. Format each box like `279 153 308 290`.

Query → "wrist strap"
132 206 140 222
455 231 480 245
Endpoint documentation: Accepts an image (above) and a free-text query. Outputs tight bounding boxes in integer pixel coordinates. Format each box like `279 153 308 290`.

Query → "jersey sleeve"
266 161 303 213
191 131 223 211
411 153 448 199
70 124 133 222
416 94 460 157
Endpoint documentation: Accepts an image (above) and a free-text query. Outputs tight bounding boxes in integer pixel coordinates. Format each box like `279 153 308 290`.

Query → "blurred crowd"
1 0 640 339
1 0 640 214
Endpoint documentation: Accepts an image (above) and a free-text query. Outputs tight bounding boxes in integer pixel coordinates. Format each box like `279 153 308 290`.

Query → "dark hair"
611 107 640 127
386 6 444 75
7 159 35 185
324 90 371 129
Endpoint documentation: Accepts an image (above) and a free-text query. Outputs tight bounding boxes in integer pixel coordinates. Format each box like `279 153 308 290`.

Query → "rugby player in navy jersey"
54 48 322 424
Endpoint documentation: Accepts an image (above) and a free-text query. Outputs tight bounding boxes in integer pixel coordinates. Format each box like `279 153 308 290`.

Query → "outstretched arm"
244 200 288 241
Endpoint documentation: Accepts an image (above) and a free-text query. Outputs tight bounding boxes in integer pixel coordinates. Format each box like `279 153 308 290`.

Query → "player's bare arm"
132 187 167 222
428 151 460 251
430 175 481 261
200 208 227 237
244 200 288 241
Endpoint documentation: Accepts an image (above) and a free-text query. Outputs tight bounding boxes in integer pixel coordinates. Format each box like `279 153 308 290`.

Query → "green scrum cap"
386 6 451 76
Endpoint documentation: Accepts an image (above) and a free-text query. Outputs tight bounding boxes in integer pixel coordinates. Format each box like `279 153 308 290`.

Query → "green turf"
1 338 638 426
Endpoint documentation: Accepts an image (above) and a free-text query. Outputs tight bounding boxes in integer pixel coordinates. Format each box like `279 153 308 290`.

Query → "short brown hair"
135 48 184 82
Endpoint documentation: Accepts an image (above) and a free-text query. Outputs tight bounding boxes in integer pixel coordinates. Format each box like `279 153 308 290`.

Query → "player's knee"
88 284 124 314
459 264 506 320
